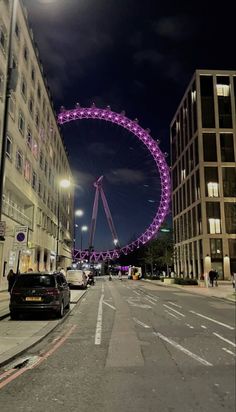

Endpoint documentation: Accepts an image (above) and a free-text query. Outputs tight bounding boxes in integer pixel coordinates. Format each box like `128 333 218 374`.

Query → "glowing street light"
75 209 84 217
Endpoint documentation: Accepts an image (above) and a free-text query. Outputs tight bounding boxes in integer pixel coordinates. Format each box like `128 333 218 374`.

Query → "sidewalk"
0 289 86 367
141 279 236 303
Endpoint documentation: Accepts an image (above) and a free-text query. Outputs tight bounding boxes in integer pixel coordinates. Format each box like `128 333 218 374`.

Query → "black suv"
9 272 70 319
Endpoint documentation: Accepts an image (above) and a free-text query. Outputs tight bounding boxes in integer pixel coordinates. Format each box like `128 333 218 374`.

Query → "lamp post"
56 179 71 270
80 225 88 250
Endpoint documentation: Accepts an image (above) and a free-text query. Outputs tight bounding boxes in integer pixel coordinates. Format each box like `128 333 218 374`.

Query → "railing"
2 197 33 229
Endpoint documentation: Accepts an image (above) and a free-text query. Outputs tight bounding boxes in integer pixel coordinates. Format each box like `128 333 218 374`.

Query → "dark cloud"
106 169 146 185
87 142 116 156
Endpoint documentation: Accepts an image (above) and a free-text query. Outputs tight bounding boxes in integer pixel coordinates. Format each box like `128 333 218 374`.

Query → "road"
0 278 235 411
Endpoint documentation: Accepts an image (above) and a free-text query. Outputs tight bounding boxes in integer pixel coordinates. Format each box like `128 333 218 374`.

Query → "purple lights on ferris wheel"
58 105 171 262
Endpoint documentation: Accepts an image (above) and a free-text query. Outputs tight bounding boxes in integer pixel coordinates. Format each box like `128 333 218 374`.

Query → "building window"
45 160 48 176
14 22 20 39
204 167 219 197
9 95 16 118
210 239 222 258
206 202 221 234
225 203 236 234
222 167 236 197
28 97 34 116
39 151 44 169
32 139 38 159
203 133 217 162
16 150 23 173
0 23 7 52
216 76 232 128
200 75 215 128
24 159 31 182
37 84 41 101
21 76 27 99
220 133 235 162
26 129 32 149
18 111 25 135
38 180 42 197
6 135 12 158
23 46 28 63
0 71 4 99
32 171 37 190
229 239 236 259
31 66 35 83
35 110 39 128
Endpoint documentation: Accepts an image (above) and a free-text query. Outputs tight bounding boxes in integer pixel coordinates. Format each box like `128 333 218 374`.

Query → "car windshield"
14 275 55 288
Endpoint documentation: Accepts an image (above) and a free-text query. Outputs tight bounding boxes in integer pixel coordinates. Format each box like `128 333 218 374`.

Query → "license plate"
25 297 42 301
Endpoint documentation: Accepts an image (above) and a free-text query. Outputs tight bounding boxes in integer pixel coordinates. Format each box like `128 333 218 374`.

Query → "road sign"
14 226 28 249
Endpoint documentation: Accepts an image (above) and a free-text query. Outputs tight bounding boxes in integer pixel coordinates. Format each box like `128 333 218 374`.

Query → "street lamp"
81 225 88 250
56 179 71 269
75 209 84 217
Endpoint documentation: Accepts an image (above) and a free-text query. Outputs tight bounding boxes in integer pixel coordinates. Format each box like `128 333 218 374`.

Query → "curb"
0 290 87 368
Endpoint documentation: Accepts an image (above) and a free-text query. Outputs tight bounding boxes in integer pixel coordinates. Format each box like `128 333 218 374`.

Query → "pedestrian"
214 270 218 287
7 269 17 293
232 272 236 289
209 269 215 287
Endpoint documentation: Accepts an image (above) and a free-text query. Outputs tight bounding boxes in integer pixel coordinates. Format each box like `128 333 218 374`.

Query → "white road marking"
133 318 151 328
163 304 185 317
185 323 194 329
222 347 236 357
102 284 104 293
167 301 182 308
103 300 116 310
201 325 207 329
190 311 235 330
133 290 141 296
146 294 159 302
95 294 104 345
164 310 181 320
213 332 236 347
154 332 213 367
144 297 156 305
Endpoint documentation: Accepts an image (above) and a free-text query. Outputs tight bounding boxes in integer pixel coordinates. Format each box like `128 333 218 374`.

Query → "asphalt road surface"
0 278 235 412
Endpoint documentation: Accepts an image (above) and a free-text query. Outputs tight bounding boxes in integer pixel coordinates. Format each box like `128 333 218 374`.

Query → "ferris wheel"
58 104 171 262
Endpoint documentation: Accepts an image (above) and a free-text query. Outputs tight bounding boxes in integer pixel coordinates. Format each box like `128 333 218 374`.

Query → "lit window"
32 139 38 159
24 159 31 182
208 218 221 234
181 169 186 181
191 90 196 103
207 182 219 197
216 84 230 97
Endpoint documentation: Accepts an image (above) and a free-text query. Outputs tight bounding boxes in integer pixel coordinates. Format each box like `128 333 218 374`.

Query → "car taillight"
11 289 21 295
45 288 60 296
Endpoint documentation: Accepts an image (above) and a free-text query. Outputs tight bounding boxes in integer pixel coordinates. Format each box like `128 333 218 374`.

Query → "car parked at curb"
9 272 70 320
66 270 87 289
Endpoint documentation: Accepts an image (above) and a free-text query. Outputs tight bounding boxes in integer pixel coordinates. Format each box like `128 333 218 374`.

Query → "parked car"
66 270 87 289
9 272 70 320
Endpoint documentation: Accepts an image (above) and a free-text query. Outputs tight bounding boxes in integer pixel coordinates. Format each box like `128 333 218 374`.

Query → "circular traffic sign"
16 232 26 242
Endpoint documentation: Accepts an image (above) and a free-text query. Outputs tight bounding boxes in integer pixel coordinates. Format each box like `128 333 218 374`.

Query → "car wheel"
10 311 19 320
58 301 64 318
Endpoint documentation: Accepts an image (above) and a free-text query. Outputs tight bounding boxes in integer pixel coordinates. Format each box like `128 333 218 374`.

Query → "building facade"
171 70 236 280
0 0 74 290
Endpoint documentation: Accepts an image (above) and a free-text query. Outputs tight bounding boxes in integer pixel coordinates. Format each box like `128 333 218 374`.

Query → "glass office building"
171 70 236 280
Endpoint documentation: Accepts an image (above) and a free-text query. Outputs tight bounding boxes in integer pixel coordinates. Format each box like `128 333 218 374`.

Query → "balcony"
2 197 33 229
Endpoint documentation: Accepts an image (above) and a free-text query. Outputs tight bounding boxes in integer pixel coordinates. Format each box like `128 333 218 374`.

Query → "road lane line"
146 294 159 301
103 300 116 310
201 325 207 329
95 293 104 345
144 297 156 305
190 311 234 330
185 323 194 329
213 332 236 347
133 318 151 328
133 290 141 295
164 310 181 320
154 332 213 366
163 304 185 317
167 301 182 308
222 348 236 357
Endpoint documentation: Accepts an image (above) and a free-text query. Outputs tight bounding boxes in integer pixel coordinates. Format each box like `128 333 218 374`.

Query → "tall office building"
171 70 236 280
0 1 74 290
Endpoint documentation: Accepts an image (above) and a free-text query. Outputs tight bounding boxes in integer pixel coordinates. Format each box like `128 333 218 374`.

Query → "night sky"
23 0 235 250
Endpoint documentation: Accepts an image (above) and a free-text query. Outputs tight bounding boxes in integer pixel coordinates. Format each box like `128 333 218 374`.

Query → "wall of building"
171 70 236 280
0 1 74 290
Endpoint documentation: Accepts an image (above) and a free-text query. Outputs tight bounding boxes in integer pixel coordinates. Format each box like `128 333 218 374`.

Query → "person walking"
209 269 215 287
7 269 17 293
